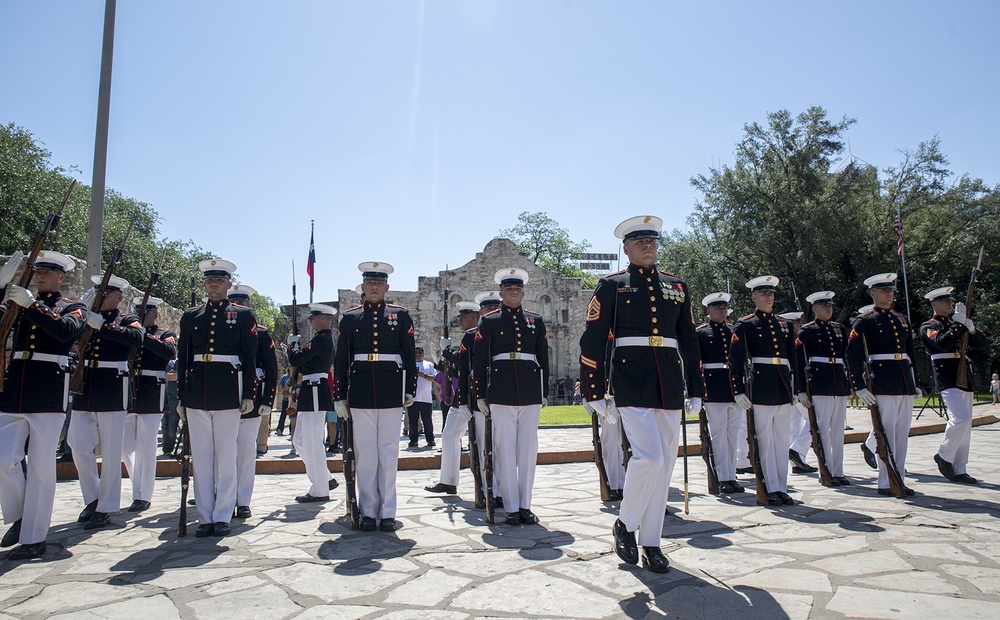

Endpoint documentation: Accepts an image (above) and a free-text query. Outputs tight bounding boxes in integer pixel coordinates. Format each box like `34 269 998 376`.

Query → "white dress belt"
300 372 327 383
751 356 790 367
869 353 911 362
492 352 538 362
807 356 844 365
140 369 166 379
702 362 729 370
11 351 69 366
193 354 242 366
615 336 679 349
83 359 130 372
353 353 402 365
930 352 963 361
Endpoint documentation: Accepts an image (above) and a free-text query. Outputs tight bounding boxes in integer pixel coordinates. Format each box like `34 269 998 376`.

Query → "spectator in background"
276 370 290 436
408 347 437 449
991 373 999 405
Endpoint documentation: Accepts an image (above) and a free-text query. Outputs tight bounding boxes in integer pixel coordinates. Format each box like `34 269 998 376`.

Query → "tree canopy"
499 211 600 288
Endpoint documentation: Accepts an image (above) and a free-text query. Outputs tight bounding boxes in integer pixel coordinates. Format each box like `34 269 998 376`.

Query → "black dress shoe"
876 487 893 496
195 524 214 537
328 478 340 491
729 481 746 493
935 453 957 480
360 517 377 532
127 500 151 513
77 500 98 523
519 509 539 524
716 481 732 494
504 512 522 525
612 518 638 565
1 519 21 548
904 486 916 496
640 546 670 573
836 477 851 486
953 473 979 485
766 493 782 506
379 518 397 532
425 483 457 494
295 493 330 503
212 522 230 537
736 467 754 475
85 512 111 530
8 542 46 560
492 496 504 509
861 444 878 470
776 491 795 505
611 489 624 501
407 442 418 448
234 506 252 519
789 450 817 473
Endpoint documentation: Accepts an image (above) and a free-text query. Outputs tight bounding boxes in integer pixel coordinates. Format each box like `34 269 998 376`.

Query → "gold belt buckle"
202 353 213 362
20 351 31 360
894 353 903 360
648 335 663 347
828 357 837 364
89 359 100 368
509 353 519 360
771 357 781 365
367 353 378 362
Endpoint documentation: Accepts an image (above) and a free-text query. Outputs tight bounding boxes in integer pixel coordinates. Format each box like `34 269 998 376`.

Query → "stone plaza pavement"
3 412 1000 618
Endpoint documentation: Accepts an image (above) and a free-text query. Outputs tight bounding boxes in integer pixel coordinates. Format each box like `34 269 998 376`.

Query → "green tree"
498 211 599 288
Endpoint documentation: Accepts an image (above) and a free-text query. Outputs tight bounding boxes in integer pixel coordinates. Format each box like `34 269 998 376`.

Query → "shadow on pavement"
621 568 791 619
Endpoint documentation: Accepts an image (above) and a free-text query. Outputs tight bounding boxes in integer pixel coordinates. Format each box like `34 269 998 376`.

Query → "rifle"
127 248 167 391
744 359 769 505
792 283 834 486
0 180 76 392
286 260 301 416
483 335 495 523
955 246 984 388
698 406 720 494
468 412 485 509
590 405 613 501
69 220 134 394
189 260 196 308
342 403 360 529
861 336 907 498
178 419 191 536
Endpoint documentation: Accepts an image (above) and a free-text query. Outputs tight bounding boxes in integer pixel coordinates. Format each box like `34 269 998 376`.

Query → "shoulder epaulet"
523 309 541 317
465 327 478 334
256 324 270 332
481 307 501 317
696 322 709 329
739 313 755 321
801 320 817 328
605 269 627 278
345 304 362 312
657 270 682 279
387 303 407 310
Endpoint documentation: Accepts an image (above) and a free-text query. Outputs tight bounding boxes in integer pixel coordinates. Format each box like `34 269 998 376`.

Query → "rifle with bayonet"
792 282 834 487
955 246 985 388
286 260 301 415
0 180 76 392
127 248 167 391
69 220 134 394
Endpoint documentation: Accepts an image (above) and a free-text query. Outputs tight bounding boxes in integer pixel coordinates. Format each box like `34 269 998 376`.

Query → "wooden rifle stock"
342 405 360 529
0 180 76 392
744 361 769 505
468 413 485 509
955 246 984 388
590 409 612 501
178 420 191 536
483 411 495 523
861 337 906 498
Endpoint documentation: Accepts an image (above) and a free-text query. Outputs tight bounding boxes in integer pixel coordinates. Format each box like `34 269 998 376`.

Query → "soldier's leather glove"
953 302 968 324
177 405 187 421
403 393 414 408
856 388 877 406
684 397 702 415
734 393 752 410
0 251 23 287
476 398 491 416
81 287 97 309
86 311 105 330
258 405 271 417
239 398 255 414
7 285 34 308
455 405 473 423
797 392 811 407
334 401 349 419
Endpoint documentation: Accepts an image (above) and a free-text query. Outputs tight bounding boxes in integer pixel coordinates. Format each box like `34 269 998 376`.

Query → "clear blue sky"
3 1 998 305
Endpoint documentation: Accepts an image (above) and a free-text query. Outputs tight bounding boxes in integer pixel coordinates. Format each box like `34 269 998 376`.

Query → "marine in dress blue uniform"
578 216 704 574
794 291 852 485
334 262 417 532
176 259 257 537
845 273 920 496
68 274 145 530
474 268 550 527
729 276 798 506
919 287 989 484
0 251 86 560
697 292 744 494
124 296 177 513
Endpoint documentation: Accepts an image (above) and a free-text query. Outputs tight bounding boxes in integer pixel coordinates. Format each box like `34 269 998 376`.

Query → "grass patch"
538 404 701 425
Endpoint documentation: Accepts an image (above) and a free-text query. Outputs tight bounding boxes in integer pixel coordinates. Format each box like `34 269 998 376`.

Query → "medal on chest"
386 313 398 327
226 311 237 325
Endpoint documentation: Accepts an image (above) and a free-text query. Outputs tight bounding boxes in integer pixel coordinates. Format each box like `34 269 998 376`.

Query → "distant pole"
87 0 117 278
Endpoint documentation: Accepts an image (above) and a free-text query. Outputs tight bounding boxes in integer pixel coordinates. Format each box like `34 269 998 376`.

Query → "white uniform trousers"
704 402 742 482
122 413 162 502
752 404 791 494
735 414 751 469
599 416 625 490
236 417 262 506
473 411 500 498
352 408 402 519
437 407 466 486
292 410 333 498
0 412 63 545
68 410 127 513
618 407 680 548
938 389 974 475
865 429 877 453
491 404 541 512
187 408 240 524
789 402 811 457
874 395 914 489
812 396 847 477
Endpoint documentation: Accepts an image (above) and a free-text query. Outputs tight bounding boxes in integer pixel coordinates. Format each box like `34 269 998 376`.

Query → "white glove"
0 250 23 287
403 393 414 408
81 287 97 309
734 393 752 410
86 311 105 330
605 397 619 424
440 337 451 349
953 302 967 325
477 398 491 416
914 386 923 399
176 405 187 421
541 397 548 408
258 405 271 417
456 405 473 423
964 319 976 334
6 285 34 308
684 397 702 414
335 400 349 419
239 398 255 414
584 399 606 416
856 388 877 406
797 392 811 407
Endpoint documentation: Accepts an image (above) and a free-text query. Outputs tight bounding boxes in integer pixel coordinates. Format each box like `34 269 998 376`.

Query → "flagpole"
308 220 315 304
